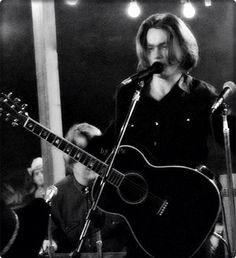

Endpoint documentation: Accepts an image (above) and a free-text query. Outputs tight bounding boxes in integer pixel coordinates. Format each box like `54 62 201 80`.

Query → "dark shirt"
51 174 127 253
92 74 219 169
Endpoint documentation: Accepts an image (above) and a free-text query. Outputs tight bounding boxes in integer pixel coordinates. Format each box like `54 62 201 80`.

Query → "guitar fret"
116 172 124 186
108 171 119 186
25 119 37 131
78 153 87 164
53 137 62 147
108 172 115 184
64 144 74 155
57 139 67 151
74 150 82 161
93 161 103 173
113 173 120 186
53 138 75 155
87 158 96 169
39 128 50 139
83 155 92 167
69 147 78 158
92 161 104 174
108 170 124 187
47 133 57 144
33 123 43 135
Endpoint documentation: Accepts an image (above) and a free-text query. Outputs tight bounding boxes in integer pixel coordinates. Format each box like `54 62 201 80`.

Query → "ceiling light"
127 0 141 18
182 0 196 19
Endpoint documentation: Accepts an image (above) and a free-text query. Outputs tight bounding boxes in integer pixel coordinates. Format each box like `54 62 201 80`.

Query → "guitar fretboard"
23 117 124 187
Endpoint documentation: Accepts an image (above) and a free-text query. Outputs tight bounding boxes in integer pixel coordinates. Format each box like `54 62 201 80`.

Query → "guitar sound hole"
118 173 148 204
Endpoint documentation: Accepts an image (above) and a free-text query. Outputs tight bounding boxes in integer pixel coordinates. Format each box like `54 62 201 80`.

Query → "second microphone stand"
70 81 145 257
221 104 236 258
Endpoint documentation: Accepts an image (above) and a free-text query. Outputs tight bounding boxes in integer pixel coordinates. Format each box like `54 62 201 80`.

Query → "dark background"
0 0 235 177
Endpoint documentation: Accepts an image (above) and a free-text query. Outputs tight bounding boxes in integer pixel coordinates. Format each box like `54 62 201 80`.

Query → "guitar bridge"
157 200 168 216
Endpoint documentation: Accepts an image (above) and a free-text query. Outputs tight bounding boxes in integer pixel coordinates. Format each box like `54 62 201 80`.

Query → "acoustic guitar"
0 92 221 258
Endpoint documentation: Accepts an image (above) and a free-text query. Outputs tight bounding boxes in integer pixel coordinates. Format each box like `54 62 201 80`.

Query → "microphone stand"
47 201 55 258
95 230 103 258
221 104 236 258
69 81 145 257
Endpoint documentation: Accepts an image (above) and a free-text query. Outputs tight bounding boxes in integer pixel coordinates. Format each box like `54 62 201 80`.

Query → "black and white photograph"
0 0 236 257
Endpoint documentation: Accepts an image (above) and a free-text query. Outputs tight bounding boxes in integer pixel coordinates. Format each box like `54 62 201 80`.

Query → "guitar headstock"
0 92 29 127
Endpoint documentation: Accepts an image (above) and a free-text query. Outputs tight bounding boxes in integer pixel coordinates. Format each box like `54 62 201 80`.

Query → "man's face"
146 28 182 78
33 168 44 186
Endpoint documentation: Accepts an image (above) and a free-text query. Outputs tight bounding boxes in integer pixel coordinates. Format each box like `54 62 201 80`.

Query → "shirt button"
186 118 191 122
155 122 159 126
154 141 158 146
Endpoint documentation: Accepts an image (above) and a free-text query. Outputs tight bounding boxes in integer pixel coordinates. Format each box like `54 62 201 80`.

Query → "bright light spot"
182 1 196 19
65 0 79 6
204 0 212 7
127 1 141 18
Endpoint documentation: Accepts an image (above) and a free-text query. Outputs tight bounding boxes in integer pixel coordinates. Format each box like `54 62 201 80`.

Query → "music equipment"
44 185 58 203
211 81 236 114
220 174 236 257
0 92 221 258
121 61 164 86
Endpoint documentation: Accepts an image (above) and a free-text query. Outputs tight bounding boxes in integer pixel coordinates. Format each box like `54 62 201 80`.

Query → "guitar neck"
23 117 124 187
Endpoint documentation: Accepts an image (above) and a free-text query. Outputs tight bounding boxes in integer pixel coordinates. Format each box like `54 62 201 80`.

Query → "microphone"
211 81 236 114
121 62 164 86
44 185 58 203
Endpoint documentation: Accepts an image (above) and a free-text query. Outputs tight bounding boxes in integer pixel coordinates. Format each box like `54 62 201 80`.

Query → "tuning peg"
5 113 11 121
21 104 28 110
14 98 21 103
7 92 13 98
11 119 19 127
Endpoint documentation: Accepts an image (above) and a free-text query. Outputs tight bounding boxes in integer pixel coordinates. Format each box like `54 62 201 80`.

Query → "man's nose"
152 47 162 59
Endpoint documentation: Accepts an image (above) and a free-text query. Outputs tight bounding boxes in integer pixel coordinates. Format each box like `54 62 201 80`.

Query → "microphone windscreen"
223 81 236 93
152 62 164 74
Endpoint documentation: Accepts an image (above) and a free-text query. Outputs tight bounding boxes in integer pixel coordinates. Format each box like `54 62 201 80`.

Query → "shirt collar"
72 174 92 194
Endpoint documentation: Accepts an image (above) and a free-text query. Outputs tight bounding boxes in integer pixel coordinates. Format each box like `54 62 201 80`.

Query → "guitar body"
92 145 221 258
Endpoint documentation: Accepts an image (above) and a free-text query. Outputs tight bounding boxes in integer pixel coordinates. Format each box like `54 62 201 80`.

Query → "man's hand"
41 239 58 253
